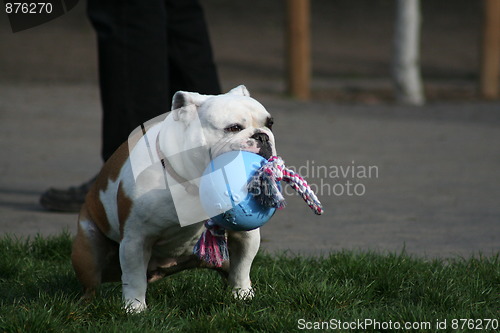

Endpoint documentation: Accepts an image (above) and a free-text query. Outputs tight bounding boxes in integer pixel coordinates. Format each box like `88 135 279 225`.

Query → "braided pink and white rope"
249 156 323 215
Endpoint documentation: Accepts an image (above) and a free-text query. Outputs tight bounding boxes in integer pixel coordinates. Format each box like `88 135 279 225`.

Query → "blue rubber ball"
199 150 276 231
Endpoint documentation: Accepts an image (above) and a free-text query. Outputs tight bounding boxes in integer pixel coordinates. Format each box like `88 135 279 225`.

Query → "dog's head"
166 85 276 166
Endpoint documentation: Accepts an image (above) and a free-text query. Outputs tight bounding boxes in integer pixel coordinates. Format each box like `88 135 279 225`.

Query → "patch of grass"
0 233 498 332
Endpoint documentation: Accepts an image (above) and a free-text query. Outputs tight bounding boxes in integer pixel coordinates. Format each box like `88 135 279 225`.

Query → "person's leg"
40 0 170 211
90 0 170 161
166 0 221 97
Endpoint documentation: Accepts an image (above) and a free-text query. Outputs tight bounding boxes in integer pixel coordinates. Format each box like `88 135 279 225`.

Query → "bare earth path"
0 1 498 258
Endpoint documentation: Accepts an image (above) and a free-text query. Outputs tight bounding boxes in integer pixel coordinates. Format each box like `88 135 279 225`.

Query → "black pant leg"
88 0 170 161
166 0 221 97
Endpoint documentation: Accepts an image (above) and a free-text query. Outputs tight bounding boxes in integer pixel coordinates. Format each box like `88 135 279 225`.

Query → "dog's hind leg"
71 205 121 299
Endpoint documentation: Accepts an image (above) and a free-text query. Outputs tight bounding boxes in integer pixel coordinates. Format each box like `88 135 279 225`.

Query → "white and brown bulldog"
71 85 276 312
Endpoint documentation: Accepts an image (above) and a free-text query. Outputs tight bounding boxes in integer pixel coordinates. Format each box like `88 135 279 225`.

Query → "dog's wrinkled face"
198 93 276 160
164 86 276 177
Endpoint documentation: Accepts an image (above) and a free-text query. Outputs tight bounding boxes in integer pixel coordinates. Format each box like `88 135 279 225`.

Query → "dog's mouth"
212 131 274 161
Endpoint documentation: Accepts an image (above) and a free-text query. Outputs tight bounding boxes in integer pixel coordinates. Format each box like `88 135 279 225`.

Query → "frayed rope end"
193 219 228 267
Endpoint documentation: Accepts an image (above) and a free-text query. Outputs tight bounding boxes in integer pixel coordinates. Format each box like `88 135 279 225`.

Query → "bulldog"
71 85 276 312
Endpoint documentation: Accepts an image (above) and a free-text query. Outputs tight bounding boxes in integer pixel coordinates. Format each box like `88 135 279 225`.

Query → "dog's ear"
171 91 210 122
228 85 250 97
171 91 209 110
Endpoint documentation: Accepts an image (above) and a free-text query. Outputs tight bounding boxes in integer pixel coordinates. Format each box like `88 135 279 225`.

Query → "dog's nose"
251 132 272 159
251 132 269 143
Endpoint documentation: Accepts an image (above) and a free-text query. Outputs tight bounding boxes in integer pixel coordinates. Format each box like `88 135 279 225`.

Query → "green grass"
0 233 498 332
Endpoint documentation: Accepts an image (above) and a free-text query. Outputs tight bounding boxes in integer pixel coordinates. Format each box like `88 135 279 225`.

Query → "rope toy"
248 156 323 215
193 219 229 267
194 155 323 267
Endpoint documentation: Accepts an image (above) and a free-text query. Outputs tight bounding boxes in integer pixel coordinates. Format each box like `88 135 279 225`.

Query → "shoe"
39 176 96 213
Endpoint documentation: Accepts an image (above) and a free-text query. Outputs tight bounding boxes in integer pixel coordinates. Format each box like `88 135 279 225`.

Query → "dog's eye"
225 124 244 133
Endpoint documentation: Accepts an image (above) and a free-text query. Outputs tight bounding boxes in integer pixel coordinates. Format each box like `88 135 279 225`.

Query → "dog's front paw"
124 299 147 314
232 286 255 300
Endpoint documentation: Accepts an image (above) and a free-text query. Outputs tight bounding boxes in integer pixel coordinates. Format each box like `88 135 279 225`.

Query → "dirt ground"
0 0 498 258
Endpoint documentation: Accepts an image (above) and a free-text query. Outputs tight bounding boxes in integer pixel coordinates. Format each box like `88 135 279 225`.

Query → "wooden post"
392 0 425 105
286 0 311 100
480 0 500 99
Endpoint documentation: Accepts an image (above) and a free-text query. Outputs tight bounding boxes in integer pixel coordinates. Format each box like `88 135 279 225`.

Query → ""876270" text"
5 2 53 14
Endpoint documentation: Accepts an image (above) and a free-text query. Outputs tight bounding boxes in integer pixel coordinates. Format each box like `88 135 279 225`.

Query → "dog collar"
155 135 199 196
